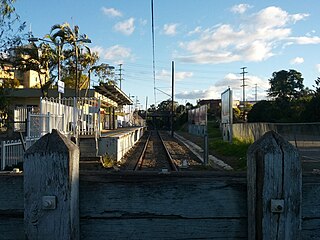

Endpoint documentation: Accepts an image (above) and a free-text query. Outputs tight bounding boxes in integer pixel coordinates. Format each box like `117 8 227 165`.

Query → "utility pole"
118 63 123 90
255 84 258 102
171 61 175 137
145 96 148 126
240 67 248 105
240 67 248 121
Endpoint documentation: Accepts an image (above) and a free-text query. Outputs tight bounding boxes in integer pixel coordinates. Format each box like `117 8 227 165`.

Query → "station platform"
98 127 146 162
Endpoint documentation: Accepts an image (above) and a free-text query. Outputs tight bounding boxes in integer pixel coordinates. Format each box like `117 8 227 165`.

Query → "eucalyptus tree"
0 0 26 60
90 63 115 85
267 69 305 102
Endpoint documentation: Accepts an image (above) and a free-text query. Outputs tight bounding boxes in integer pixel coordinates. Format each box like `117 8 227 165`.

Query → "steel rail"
134 130 178 172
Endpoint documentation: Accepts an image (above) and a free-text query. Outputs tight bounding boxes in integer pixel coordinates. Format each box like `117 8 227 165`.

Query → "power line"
151 0 156 105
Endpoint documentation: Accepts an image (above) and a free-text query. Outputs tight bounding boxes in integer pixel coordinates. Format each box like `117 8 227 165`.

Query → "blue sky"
15 0 320 108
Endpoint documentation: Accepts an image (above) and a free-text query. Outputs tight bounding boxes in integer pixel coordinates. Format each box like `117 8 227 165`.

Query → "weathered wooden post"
247 131 301 239
24 129 79 240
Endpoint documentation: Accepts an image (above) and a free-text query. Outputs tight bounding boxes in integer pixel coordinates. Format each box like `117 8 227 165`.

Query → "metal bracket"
271 199 284 213
42 196 57 210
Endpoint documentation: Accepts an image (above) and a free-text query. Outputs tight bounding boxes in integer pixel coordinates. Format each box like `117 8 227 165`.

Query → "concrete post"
24 129 79 240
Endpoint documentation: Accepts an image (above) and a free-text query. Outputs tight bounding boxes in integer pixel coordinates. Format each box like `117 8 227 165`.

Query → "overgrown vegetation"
209 138 250 170
206 120 251 171
101 154 116 168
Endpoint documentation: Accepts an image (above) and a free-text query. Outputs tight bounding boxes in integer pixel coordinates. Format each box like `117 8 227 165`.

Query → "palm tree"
78 46 99 95
49 23 93 96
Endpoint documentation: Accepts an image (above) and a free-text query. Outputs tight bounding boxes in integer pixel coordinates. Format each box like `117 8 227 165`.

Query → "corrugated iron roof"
94 83 133 106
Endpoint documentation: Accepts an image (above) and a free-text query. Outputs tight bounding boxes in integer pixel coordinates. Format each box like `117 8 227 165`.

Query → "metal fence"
0 137 39 170
14 106 40 132
27 112 64 138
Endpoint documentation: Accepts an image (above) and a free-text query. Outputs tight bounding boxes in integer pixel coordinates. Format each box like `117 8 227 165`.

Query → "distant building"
0 64 14 86
197 98 241 118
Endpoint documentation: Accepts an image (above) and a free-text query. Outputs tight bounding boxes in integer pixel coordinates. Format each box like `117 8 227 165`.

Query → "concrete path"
174 132 233 171
299 148 320 172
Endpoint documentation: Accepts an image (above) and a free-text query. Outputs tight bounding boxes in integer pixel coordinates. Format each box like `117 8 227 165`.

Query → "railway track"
134 130 178 172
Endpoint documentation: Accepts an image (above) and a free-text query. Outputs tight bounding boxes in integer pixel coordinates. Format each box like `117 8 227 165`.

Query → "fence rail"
0 137 39 170
1 97 102 170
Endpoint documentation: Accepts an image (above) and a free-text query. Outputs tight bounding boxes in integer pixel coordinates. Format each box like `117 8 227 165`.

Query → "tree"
90 63 115 86
10 42 55 97
267 69 304 101
301 78 320 122
247 100 279 122
0 0 26 59
49 23 94 91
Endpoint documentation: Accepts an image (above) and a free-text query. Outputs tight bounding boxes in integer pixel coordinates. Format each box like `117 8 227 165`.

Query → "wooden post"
24 129 79 240
247 131 301 240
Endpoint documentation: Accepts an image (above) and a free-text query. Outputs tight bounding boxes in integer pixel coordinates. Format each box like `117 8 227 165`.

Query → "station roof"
94 83 133 106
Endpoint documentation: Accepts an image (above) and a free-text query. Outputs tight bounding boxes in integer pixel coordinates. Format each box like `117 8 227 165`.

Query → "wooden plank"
0 172 319 239
0 175 23 210
0 217 24 240
79 173 247 218
80 218 247 239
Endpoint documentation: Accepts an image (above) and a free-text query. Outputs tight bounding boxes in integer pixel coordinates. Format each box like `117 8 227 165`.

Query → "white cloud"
289 36 320 44
175 73 269 100
114 18 135 35
91 46 104 58
231 4 252 14
290 57 304 65
157 69 193 81
163 23 179 36
188 26 202 35
290 13 309 23
316 64 320 72
176 6 312 64
139 19 147 26
101 7 122 17
93 45 133 63
175 89 209 100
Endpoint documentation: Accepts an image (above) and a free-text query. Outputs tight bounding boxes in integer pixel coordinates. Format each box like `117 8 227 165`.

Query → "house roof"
94 83 133 106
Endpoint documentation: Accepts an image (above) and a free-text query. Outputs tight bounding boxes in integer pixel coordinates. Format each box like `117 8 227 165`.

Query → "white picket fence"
0 97 101 170
0 137 39 170
39 97 101 137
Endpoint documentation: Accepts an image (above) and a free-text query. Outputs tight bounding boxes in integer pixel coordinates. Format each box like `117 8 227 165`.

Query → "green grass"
209 138 251 170
207 121 252 170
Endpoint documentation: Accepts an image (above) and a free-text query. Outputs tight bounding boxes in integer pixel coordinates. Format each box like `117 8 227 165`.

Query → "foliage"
49 23 98 90
10 43 55 96
247 69 320 123
209 138 250 170
101 154 116 168
90 63 115 85
267 69 304 101
247 100 278 122
146 100 187 130
0 0 26 58
300 78 320 122
157 99 179 112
